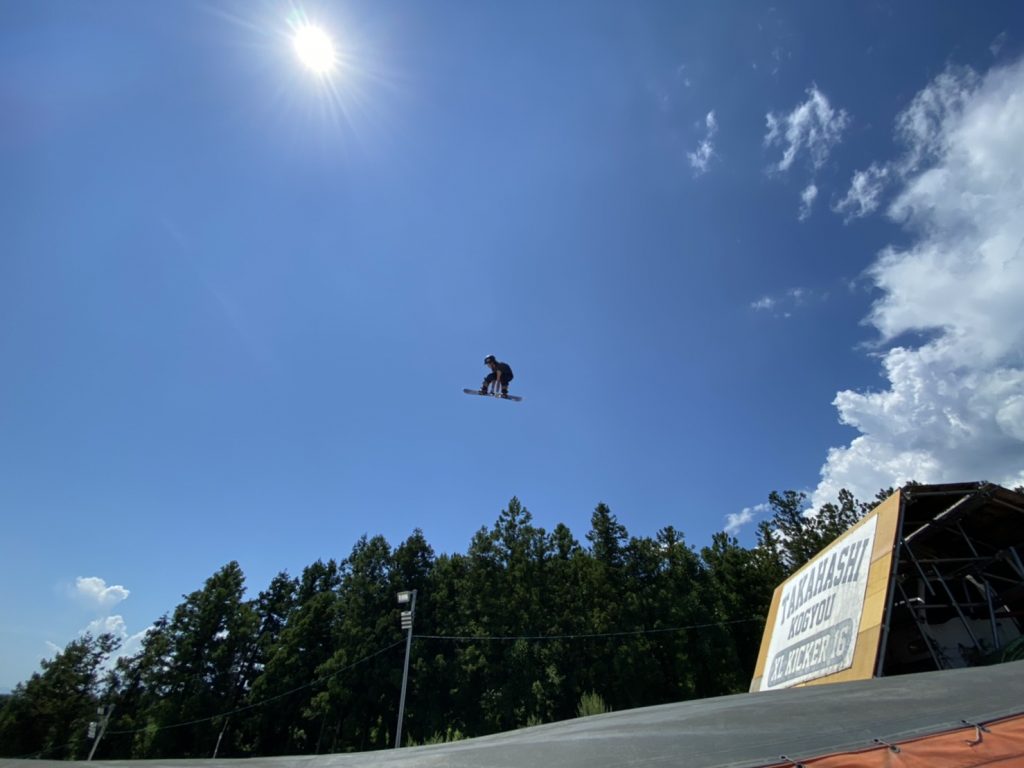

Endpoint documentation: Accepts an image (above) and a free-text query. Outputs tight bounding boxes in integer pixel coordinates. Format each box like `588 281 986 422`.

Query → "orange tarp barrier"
763 713 1024 768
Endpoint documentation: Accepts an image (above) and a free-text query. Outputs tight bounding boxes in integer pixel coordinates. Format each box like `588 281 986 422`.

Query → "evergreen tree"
577 503 630 711
245 560 340 756
701 532 776 684
0 633 119 759
122 562 257 759
534 523 586 723
316 536 397 752
757 488 871 577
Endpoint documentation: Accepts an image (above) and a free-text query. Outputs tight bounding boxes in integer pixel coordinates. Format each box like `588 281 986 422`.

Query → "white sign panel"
760 515 878 691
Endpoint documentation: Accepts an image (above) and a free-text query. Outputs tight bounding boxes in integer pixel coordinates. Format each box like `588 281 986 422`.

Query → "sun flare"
293 24 336 75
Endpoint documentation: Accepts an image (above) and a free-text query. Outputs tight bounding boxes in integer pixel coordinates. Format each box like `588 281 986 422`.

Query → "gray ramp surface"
4 661 1023 768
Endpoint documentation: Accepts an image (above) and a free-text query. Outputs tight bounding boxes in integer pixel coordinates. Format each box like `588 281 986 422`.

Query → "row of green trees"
0 489 877 760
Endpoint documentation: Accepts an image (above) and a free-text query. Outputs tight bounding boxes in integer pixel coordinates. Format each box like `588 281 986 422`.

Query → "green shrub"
577 691 610 718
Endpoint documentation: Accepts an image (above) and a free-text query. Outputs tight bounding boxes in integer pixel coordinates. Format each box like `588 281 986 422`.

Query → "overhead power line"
414 616 764 642
101 639 405 739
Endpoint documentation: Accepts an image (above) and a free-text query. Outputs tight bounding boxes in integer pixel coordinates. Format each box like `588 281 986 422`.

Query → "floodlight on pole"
395 589 417 748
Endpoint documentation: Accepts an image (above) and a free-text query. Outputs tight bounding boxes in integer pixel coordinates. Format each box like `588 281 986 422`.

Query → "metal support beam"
904 492 986 546
956 521 981 558
991 497 1024 515
901 482 990 499
931 565 980 649
901 539 936 596
976 575 1000 650
875 508 905 679
894 580 944 670
1005 546 1024 580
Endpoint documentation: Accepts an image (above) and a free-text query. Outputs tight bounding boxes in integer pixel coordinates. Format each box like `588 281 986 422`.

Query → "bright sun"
293 24 336 75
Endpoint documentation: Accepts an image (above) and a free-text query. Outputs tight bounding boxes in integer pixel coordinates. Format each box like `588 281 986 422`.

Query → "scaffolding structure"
879 482 1024 676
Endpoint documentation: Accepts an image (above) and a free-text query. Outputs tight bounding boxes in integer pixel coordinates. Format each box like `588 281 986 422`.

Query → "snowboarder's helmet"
484 355 496 364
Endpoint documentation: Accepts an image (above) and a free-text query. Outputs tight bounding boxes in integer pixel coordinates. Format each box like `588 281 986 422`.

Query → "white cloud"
84 614 127 638
82 616 150 654
834 67 981 224
36 581 149 677
813 58 1024 509
798 183 818 221
751 296 776 311
74 577 129 610
834 163 890 222
687 110 718 175
765 85 850 173
725 503 768 534
121 626 152 658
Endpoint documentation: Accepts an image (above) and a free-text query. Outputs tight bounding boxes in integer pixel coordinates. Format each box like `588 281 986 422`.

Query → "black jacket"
485 361 514 382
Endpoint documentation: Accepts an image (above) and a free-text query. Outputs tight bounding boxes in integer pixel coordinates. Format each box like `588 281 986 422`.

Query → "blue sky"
2 1 1024 691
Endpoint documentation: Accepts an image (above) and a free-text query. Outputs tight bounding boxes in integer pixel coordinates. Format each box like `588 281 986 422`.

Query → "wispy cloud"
798 183 818 221
834 164 889 222
751 286 826 318
991 31 1008 58
724 503 768 534
676 63 692 88
893 66 980 176
764 85 849 173
687 110 718 175
813 59 1024 509
770 47 787 77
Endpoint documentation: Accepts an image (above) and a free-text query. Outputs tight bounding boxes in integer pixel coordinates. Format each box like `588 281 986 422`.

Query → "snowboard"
463 388 523 402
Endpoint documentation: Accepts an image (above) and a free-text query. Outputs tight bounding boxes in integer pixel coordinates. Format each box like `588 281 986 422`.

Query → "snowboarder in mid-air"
480 354 514 397
462 355 521 401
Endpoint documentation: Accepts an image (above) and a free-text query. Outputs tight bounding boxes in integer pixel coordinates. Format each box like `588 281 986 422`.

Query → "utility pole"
87 704 114 761
394 589 417 748
212 716 230 759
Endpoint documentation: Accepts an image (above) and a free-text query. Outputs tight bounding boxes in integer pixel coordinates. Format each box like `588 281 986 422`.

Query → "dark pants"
482 371 513 394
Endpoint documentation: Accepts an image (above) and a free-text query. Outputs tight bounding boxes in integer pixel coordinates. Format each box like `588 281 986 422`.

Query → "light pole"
395 589 417 748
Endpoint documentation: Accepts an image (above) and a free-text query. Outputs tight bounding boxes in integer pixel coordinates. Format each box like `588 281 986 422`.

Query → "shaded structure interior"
880 482 1024 675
